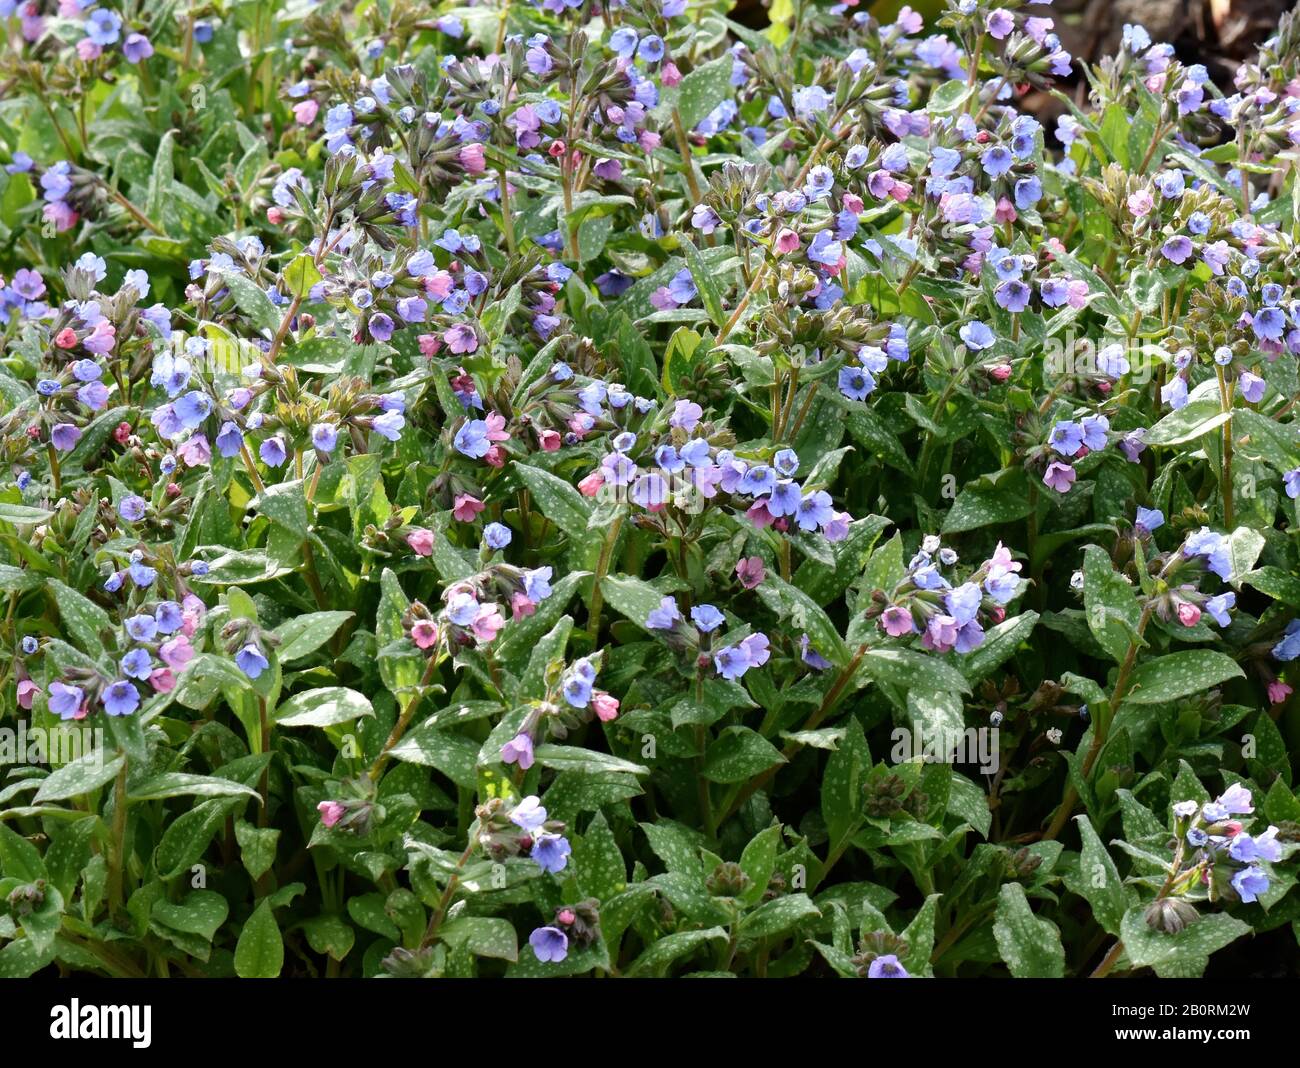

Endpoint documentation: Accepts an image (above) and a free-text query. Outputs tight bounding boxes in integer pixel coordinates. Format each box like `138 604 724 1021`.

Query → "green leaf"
737 893 820 940
0 503 55 525
271 611 353 662
283 253 322 299
33 750 125 804
532 744 648 777
217 271 281 335
234 821 280 881
128 773 260 803
1062 815 1130 935
755 574 848 666
821 717 870 848
1122 652 1244 706
234 899 284 978
942 468 1032 534
438 916 518 961
0 823 47 882
993 883 1065 978
1082 545 1142 664
958 611 1038 684
47 579 113 655
678 232 726 328
275 687 375 728
388 726 479 787
625 926 728 977
512 461 593 539
702 727 785 783
667 56 733 130
1119 907 1249 977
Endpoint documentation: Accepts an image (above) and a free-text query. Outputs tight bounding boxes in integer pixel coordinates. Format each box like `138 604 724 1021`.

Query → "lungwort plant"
1 0 1299 979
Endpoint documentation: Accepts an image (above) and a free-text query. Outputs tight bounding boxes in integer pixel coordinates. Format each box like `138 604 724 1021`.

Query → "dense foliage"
1 0 1300 979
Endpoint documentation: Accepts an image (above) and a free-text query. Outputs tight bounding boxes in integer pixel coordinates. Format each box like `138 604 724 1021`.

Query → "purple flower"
118 495 147 522
50 423 82 452
122 32 153 62
630 473 669 508
259 435 287 467
867 953 909 978
1237 371 1266 403
529 926 569 963
501 732 535 769
796 489 834 531
1161 236 1193 264
1042 462 1076 493
670 400 702 432
690 604 725 633
980 146 1013 177
483 522 512 550
646 596 681 630
49 681 85 720
807 230 842 267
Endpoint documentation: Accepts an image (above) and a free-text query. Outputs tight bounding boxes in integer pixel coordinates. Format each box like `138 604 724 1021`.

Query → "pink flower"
317 801 346 828
412 620 440 649
458 143 486 174
842 192 864 214
418 333 442 358
578 471 605 497
511 592 536 620
880 605 915 637
452 494 485 522
159 635 195 672
592 692 620 722
1177 601 1202 627
425 271 454 300
44 202 79 232
1268 680 1292 705
471 603 505 643
775 228 801 253
484 445 506 468
661 62 682 87
149 668 176 693
178 433 211 467
501 733 534 769
745 500 775 529
16 679 38 710
538 428 561 451
406 527 435 556
994 197 1017 223
735 556 765 589
77 39 102 61
484 411 510 442
292 99 319 125
55 327 78 349
1127 190 1154 217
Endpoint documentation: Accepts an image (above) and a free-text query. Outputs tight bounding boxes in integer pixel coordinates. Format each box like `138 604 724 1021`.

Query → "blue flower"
120 648 154 681
1048 420 1084 457
959 321 994 350
1135 507 1163 534
1205 592 1235 627
530 832 572 873
1231 866 1269 904
807 230 842 266
690 604 726 633
562 673 593 708
838 366 876 400
796 490 834 531
1272 619 1300 661
236 644 270 679
944 582 982 626
646 596 682 630
484 522 512 550
259 435 288 467
980 145 1013 177
102 680 140 717
454 419 490 458
522 566 553 603
84 8 123 46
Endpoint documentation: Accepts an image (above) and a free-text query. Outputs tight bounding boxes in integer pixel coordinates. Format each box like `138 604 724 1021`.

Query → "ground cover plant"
1 0 1299 980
